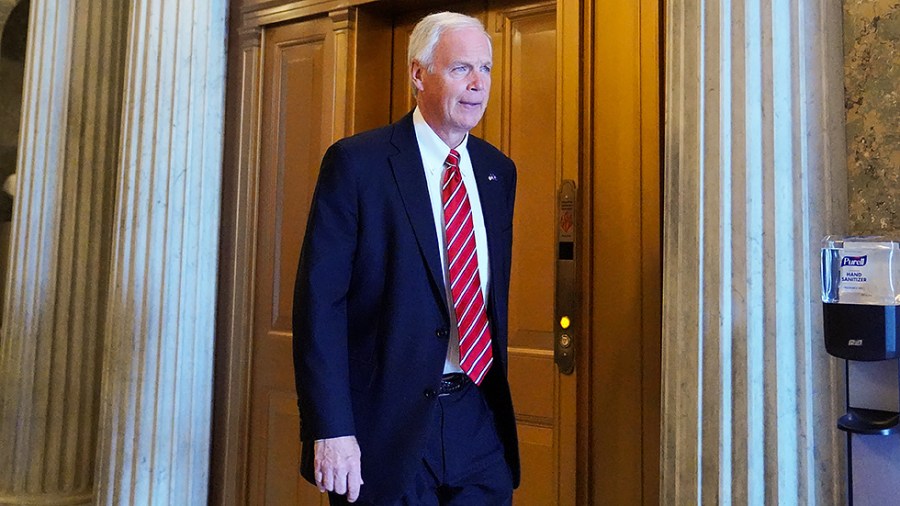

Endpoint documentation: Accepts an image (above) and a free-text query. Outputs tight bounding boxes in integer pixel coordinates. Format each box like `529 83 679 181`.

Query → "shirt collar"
412 106 469 175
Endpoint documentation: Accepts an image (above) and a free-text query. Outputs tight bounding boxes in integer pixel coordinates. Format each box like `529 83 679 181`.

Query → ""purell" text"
841 255 867 267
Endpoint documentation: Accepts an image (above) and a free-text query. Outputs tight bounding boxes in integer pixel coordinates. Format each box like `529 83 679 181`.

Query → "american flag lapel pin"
488 173 497 181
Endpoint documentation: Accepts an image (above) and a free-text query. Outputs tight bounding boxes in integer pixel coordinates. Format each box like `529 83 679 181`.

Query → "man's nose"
468 72 486 91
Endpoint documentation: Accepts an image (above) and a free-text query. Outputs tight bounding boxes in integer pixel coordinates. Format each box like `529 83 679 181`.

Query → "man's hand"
314 435 363 502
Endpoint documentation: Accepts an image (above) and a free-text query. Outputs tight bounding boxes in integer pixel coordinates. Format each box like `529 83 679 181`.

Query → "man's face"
412 27 492 146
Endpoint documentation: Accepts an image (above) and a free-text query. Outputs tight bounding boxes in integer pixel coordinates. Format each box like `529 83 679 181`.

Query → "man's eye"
451 66 468 74
481 65 492 73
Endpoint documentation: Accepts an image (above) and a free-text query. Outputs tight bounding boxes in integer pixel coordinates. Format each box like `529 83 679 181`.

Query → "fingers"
346 465 363 502
333 468 348 496
317 466 362 502
313 436 363 500
321 467 334 493
314 470 325 493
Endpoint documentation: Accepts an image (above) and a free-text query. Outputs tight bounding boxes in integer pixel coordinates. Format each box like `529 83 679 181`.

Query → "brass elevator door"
246 2 576 504
392 2 576 504
248 16 334 506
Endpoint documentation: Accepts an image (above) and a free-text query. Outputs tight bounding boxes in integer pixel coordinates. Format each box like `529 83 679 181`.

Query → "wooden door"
244 9 393 504
247 17 335 506
220 0 661 504
485 5 576 504
392 2 577 503
247 2 579 504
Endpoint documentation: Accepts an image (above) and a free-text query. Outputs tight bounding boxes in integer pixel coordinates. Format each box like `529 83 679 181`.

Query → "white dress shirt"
412 107 491 375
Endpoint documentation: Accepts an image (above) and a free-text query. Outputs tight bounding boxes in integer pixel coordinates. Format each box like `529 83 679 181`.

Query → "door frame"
211 1 662 504
585 0 662 503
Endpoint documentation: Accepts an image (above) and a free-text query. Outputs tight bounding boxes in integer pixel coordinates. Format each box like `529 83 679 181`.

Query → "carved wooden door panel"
248 17 335 506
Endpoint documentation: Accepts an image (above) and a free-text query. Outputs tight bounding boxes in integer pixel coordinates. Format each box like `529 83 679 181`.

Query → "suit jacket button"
424 388 436 399
436 328 449 339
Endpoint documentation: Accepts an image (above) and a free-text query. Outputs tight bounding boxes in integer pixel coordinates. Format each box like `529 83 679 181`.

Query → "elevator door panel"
393 3 575 504
249 2 574 504
248 18 334 506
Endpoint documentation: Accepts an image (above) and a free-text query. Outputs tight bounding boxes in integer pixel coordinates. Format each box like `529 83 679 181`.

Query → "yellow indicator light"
560 316 571 329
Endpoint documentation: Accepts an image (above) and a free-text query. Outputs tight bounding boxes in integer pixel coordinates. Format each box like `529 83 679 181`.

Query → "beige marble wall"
843 4 900 504
844 0 900 235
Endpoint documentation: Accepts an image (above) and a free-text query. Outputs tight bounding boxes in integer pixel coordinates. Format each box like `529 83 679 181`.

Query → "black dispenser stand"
838 359 900 435
820 237 900 505
824 303 900 505
838 358 900 506
845 364 853 506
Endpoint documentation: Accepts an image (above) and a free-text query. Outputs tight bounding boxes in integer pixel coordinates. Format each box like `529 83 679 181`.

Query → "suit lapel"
468 142 506 317
388 114 449 312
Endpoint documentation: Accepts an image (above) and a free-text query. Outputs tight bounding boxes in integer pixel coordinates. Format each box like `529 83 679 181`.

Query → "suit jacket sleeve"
293 142 358 441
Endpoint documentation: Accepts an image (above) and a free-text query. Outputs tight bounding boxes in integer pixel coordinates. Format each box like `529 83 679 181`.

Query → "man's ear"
410 61 426 94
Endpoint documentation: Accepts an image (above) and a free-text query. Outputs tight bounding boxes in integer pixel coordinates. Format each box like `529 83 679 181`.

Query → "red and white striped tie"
442 149 493 385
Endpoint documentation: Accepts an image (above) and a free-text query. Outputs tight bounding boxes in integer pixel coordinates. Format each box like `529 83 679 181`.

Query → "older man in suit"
293 12 519 505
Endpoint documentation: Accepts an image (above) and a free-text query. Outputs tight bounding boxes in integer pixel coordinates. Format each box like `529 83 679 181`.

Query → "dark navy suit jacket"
292 112 519 503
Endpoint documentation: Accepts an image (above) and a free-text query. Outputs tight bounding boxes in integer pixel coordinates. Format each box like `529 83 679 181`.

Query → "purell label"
837 242 899 305
841 255 867 267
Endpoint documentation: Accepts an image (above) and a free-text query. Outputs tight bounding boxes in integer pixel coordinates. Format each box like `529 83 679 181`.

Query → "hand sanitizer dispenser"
822 236 900 361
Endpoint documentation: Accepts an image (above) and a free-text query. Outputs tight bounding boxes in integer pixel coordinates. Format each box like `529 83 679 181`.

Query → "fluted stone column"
94 1 227 504
662 0 849 504
0 1 128 504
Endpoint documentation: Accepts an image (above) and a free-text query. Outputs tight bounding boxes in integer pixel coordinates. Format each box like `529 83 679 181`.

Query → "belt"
439 373 470 396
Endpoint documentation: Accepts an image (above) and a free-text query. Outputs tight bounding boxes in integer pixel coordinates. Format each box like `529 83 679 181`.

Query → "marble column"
662 0 849 504
93 1 227 504
0 0 128 504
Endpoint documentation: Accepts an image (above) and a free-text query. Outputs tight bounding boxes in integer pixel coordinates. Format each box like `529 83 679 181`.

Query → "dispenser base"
838 407 900 435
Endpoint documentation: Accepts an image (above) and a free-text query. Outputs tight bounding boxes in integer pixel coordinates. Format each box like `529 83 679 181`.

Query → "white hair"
407 12 490 95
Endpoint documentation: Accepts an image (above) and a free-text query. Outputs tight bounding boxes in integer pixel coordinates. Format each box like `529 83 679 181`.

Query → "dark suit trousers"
329 379 513 505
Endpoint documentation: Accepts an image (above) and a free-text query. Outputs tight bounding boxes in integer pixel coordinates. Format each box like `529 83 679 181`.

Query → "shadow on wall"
0 0 29 327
